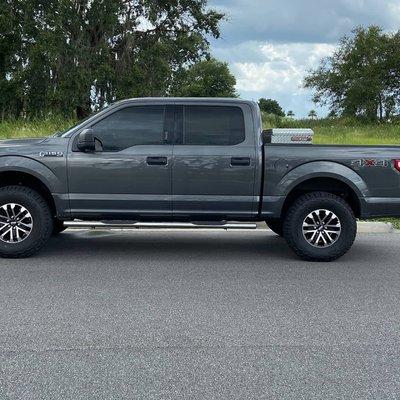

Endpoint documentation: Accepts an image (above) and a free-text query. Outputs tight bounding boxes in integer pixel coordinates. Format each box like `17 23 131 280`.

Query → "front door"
67 104 173 218
171 104 257 219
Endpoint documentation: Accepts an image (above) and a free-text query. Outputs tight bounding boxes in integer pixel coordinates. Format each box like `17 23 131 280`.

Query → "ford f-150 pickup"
0 98 399 261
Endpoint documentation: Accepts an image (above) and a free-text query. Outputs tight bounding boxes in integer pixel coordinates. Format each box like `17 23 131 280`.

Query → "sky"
208 0 400 117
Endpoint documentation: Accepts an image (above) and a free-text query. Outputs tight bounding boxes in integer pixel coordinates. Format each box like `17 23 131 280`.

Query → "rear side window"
184 106 245 145
92 106 165 151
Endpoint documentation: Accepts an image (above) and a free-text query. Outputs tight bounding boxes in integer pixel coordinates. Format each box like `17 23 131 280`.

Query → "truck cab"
65 98 261 220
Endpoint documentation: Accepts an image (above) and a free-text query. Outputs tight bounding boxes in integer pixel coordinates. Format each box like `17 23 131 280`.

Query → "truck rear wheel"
283 192 356 262
0 186 53 258
265 218 283 236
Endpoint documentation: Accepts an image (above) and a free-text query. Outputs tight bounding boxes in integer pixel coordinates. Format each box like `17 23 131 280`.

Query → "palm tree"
287 110 295 118
308 110 317 120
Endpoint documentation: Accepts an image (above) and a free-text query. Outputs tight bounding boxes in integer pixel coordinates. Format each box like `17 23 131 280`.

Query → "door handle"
231 157 250 166
147 156 168 166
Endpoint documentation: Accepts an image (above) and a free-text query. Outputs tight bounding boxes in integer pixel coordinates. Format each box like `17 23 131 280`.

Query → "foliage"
286 110 295 118
173 58 237 97
308 110 317 119
0 117 76 139
258 98 285 117
0 0 224 119
2 113 400 147
304 26 400 121
374 218 400 229
327 110 338 119
261 112 400 145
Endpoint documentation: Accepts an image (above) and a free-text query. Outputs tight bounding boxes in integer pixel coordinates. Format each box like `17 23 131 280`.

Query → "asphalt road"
0 229 399 399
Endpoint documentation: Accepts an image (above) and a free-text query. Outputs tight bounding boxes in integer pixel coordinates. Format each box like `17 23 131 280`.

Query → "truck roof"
60 97 261 138
113 97 258 107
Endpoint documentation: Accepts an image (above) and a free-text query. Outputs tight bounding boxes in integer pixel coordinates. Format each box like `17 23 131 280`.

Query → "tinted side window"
93 106 165 151
184 106 245 145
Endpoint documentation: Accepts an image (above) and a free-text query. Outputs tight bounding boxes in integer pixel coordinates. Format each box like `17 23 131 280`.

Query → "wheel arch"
0 170 57 216
281 177 361 219
273 161 368 219
0 156 68 217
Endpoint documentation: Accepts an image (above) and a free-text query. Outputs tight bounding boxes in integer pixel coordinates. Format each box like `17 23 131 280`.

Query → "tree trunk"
76 93 92 119
378 94 383 122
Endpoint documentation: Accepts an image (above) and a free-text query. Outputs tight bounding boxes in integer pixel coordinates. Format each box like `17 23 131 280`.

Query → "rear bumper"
360 197 400 218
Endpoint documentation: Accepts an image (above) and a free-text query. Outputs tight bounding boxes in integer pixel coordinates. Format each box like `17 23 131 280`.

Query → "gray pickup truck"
0 98 399 261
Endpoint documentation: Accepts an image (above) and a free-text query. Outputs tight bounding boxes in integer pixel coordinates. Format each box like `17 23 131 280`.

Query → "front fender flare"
0 156 65 193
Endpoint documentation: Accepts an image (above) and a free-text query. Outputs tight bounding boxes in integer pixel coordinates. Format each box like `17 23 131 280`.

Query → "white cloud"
215 42 335 117
208 0 400 117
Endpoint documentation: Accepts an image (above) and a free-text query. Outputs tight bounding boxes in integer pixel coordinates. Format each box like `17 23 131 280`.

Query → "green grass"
0 117 76 139
374 218 400 229
262 113 400 145
1 114 400 145
314 125 400 145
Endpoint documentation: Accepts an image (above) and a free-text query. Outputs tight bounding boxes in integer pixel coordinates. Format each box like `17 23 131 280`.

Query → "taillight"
394 160 400 172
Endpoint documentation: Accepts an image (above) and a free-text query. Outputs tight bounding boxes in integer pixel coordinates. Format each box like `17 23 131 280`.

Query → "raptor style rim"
0 203 33 243
302 209 341 248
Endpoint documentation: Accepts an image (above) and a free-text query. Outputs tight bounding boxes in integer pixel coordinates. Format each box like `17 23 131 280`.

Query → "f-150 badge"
351 159 388 168
39 151 64 157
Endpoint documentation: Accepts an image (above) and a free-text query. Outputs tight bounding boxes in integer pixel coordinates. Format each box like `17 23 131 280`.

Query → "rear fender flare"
278 161 369 198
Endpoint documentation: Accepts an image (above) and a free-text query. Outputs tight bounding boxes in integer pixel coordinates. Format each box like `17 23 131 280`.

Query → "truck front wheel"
0 186 53 258
283 192 357 262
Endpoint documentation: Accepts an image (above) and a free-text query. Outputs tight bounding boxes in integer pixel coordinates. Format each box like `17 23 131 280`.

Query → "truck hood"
0 138 46 148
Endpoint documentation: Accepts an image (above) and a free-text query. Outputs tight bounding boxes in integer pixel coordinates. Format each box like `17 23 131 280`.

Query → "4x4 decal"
351 159 389 168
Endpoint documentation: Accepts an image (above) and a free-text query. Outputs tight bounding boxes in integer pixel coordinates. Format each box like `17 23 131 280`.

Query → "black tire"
283 191 356 262
52 218 66 235
0 186 53 258
265 218 284 236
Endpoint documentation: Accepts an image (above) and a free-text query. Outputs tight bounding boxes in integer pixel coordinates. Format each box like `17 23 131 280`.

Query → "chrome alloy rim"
0 203 33 243
302 209 341 248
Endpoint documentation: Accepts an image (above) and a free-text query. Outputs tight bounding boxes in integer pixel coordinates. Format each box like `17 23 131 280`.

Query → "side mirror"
77 128 96 152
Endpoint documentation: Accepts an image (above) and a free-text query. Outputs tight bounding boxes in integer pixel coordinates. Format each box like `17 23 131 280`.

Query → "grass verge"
373 218 400 230
0 117 75 139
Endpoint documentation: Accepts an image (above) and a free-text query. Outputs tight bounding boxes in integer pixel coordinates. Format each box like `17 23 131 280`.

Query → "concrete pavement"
0 230 399 399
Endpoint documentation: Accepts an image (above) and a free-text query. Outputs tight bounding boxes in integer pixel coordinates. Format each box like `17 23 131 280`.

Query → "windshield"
54 102 119 137
53 113 96 137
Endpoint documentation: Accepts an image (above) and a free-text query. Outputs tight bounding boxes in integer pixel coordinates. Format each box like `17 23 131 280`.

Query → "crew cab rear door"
67 104 173 218
171 103 257 218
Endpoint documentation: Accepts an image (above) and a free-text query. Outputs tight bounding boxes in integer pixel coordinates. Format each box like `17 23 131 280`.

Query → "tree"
174 59 237 97
0 0 24 120
327 110 338 119
308 110 317 119
287 110 295 118
304 26 400 121
0 0 224 119
258 98 285 117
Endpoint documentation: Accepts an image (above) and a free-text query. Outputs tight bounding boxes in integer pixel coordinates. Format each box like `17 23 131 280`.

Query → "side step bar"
64 221 257 230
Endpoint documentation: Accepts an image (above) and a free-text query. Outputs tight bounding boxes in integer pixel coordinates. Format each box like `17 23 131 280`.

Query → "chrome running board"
64 221 257 230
